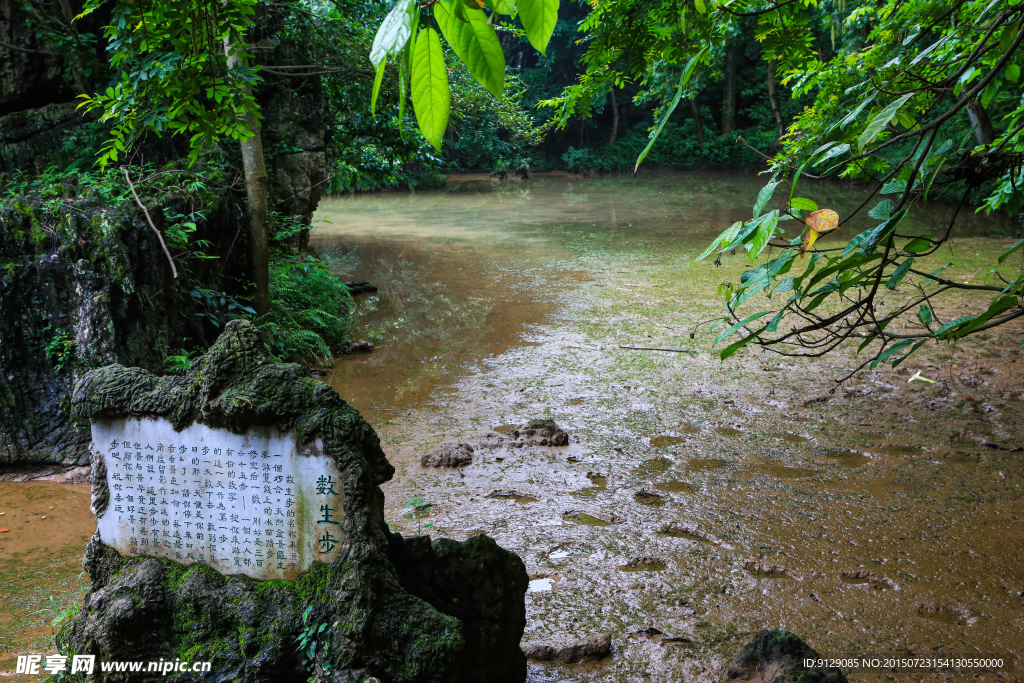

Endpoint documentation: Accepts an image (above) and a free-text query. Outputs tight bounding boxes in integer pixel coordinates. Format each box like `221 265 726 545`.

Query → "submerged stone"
421 442 475 468
522 633 611 663
724 630 847 683
59 320 528 682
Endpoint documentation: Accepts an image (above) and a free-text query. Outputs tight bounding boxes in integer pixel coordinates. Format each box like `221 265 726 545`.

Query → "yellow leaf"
800 208 840 258
805 208 839 233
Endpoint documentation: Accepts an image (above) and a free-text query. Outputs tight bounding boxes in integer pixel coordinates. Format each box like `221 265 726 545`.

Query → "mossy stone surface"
58 320 528 682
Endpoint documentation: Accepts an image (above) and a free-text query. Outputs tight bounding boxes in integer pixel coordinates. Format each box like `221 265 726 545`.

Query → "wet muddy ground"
315 172 1024 682
1 171 1021 681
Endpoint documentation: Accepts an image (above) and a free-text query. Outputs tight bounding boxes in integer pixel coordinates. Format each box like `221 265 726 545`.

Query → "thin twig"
123 167 178 279
619 345 698 354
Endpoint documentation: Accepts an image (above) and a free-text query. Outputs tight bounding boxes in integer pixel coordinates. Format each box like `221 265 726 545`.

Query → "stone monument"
58 320 528 682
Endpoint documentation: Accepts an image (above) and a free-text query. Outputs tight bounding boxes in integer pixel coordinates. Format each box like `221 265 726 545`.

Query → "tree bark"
609 88 620 147
225 34 270 316
721 44 737 135
690 99 705 144
964 98 994 146
767 59 785 138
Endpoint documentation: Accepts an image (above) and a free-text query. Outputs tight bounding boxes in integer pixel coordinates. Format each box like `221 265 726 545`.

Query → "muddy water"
0 482 93 672
1 171 1020 680
315 172 1023 682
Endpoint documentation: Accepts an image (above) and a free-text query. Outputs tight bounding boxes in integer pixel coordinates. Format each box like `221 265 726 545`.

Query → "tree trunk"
609 88 620 147
965 98 994 146
225 35 270 316
721 45 737 135
767 59 785 138
690 99 705 144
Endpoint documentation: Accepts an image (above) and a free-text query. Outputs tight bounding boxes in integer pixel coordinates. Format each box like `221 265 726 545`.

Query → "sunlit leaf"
411 28 450 151
370 0 414 68
518 0 559 54
435 1 505 98
790 197 818 211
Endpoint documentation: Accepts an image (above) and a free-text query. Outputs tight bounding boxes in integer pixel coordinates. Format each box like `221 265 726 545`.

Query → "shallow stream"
2 171 1021 681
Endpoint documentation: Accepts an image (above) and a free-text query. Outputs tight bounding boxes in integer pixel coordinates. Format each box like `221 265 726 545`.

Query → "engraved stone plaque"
91 416 344 581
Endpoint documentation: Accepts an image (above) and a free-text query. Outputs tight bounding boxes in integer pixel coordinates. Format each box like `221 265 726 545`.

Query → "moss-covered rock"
57 320 528 682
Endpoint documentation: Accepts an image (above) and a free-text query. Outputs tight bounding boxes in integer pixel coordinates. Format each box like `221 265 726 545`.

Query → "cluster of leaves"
258 216 352 365
552 0 1024 371
367 0 560 151
75 0 263 167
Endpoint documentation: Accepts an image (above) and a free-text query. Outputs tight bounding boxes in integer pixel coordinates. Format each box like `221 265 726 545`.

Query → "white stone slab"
91 417 344 581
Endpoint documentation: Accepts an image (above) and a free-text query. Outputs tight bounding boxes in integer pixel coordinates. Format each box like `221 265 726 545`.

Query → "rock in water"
422 443 475 467
507 419 570 447
348 339 375 354
724 630 847 683
522 633 612 663
59 320 528 682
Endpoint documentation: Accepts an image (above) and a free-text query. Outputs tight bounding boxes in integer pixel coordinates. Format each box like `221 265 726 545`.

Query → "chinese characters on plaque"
91 417 344 581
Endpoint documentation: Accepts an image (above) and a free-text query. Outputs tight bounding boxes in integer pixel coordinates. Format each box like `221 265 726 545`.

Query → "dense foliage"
556 0 1024 368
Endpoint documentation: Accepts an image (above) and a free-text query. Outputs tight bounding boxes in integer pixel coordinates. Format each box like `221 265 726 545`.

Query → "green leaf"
370 0 414 68
713 311 772 345
693 221 738 263
836 94 875 131
813 143 850 168
904 235 932 253
411 28 450 151
370 58 387 118
859 93 913 150
720 331 760 360
917 305 932 327
932 316 972 339
880 179 906 195
634 47 707 173
493 0 515 13
867 199 893 220
753 181 780 218
765 308 786 332
746 211 779 261
871 339 913 368
694 0 706 12
1006 63 1021 83
885 256 914 290
518 0 559 54
998 239 1024 264
790 197 818 211
435 1 505 98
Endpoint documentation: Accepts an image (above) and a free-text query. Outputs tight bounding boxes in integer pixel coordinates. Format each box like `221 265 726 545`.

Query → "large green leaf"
493 0 515 13
858 93 913 150
370 0 414 68
634 47 707 173
435 1 505 98
411 28 450 151
518 0 559 54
